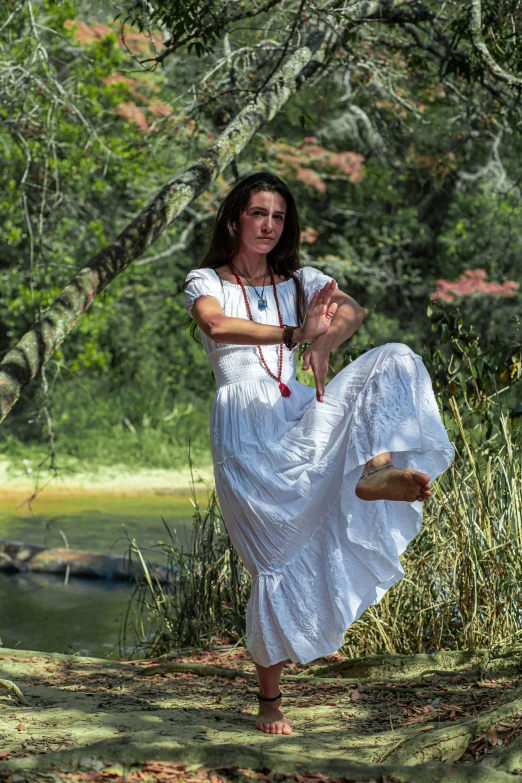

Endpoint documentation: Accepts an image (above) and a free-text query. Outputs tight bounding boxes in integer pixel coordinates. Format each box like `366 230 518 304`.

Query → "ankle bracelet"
257 691 282 701
359 462 392 480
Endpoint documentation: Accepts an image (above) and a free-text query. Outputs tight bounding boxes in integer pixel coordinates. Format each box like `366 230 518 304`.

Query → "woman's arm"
302 290 366 403
192 295 289 345
190 283 337 346
309 290 366 353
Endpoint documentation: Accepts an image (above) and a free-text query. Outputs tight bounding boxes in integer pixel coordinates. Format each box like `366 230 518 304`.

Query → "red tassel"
279 382 292 398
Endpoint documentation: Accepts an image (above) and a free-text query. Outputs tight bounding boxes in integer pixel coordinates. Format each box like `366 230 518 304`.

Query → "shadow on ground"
2 645 522 782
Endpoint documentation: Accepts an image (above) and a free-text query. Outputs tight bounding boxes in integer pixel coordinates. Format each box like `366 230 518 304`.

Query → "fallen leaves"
61 763 361 783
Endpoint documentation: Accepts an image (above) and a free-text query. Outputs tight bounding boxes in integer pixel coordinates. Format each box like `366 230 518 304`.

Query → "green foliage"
119 0 282 59
0 0 213 465
2 0 522 480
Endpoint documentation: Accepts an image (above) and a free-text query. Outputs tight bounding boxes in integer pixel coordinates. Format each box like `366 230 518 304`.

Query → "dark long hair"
182 172 306 339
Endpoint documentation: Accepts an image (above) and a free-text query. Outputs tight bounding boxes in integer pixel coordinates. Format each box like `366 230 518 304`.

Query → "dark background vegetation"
1 0 521 475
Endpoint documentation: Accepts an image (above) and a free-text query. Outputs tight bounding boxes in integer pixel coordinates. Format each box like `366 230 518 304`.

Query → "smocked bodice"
208 344 297 390
183 265 336 391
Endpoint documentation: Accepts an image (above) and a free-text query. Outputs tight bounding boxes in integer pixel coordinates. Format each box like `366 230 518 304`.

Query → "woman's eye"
253 211 283 219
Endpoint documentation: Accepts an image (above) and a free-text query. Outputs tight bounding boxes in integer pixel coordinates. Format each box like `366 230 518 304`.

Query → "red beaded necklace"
228 262 292 398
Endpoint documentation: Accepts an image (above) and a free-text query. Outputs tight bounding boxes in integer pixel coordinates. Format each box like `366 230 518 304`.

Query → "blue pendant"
258 298 268 310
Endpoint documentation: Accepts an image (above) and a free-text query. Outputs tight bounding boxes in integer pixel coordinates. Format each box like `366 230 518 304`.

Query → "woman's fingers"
318 280 337 303
309 281 337 314
326 301 338 320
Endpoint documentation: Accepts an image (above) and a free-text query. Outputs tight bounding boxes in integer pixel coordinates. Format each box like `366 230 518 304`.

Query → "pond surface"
0 492 209 659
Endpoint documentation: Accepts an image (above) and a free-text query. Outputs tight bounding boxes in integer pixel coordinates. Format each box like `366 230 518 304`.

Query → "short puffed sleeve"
183 268 222 318
299 266 337 309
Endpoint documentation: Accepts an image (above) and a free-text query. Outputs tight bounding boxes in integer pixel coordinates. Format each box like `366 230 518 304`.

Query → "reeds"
118 455 250 659
342 401 522 657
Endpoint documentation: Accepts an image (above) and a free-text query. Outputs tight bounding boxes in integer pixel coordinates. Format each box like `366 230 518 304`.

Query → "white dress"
183 266 454 668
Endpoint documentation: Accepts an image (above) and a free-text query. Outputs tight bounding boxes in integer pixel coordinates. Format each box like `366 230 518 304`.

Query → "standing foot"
255 697 292 735
355 465 432 502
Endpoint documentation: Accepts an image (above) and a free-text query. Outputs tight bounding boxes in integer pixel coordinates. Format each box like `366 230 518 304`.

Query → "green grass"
0 376 214 472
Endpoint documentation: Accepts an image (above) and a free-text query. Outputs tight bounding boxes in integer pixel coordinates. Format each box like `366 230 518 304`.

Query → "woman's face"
236 190 287 255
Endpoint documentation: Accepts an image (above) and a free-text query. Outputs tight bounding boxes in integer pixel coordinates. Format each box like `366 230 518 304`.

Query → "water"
0 571 130 659
0 494 201 555
0 492 207 659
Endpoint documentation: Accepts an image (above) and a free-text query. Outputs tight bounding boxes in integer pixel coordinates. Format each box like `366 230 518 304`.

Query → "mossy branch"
298 647 522 679
0 737 517 783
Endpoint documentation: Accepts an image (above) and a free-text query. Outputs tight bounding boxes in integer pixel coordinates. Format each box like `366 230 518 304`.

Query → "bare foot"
255 697 292 735
355 465 432 502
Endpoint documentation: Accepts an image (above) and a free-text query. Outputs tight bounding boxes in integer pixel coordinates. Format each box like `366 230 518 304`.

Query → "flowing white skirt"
210 342 454 667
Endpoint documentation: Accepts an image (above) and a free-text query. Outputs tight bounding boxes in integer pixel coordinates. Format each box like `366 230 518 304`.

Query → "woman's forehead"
246 191 286 212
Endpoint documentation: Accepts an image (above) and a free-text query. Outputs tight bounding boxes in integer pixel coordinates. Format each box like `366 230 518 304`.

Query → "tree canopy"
0 0 521 467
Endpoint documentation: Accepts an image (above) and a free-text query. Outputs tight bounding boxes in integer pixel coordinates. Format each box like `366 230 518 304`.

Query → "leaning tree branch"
2 5 407 423
470 0 522 87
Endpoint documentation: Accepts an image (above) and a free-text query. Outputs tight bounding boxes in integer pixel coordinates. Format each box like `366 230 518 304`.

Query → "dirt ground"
2 645 522 782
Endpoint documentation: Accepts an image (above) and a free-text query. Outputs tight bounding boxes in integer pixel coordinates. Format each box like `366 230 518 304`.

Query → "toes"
257 719 291 735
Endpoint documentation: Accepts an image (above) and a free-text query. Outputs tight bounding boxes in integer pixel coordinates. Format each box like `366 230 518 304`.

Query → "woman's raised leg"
254 660 292 735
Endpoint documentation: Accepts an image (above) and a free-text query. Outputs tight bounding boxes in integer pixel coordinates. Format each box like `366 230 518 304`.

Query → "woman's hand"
302 344 331 403
294 281 338 343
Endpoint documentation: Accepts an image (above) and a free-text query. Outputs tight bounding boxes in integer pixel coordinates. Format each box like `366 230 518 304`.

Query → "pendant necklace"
229 261 268 310
229 262 292 398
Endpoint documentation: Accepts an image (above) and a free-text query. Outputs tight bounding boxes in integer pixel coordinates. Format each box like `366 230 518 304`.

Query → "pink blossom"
294 167 326 193
333 151 365 182
149 101 174 117
430 269 519 302
115 102 149 132
300 226 318 244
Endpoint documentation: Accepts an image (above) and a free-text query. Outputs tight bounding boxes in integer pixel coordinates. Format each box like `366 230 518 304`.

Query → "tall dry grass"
342 401 522 657
118 458 250 659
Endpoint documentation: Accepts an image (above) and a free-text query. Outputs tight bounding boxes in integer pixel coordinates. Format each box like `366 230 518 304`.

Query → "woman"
183 171 454 736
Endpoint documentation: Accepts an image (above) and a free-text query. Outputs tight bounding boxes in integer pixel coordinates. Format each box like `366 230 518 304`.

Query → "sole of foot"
355 465 432 503
255 701 292 735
